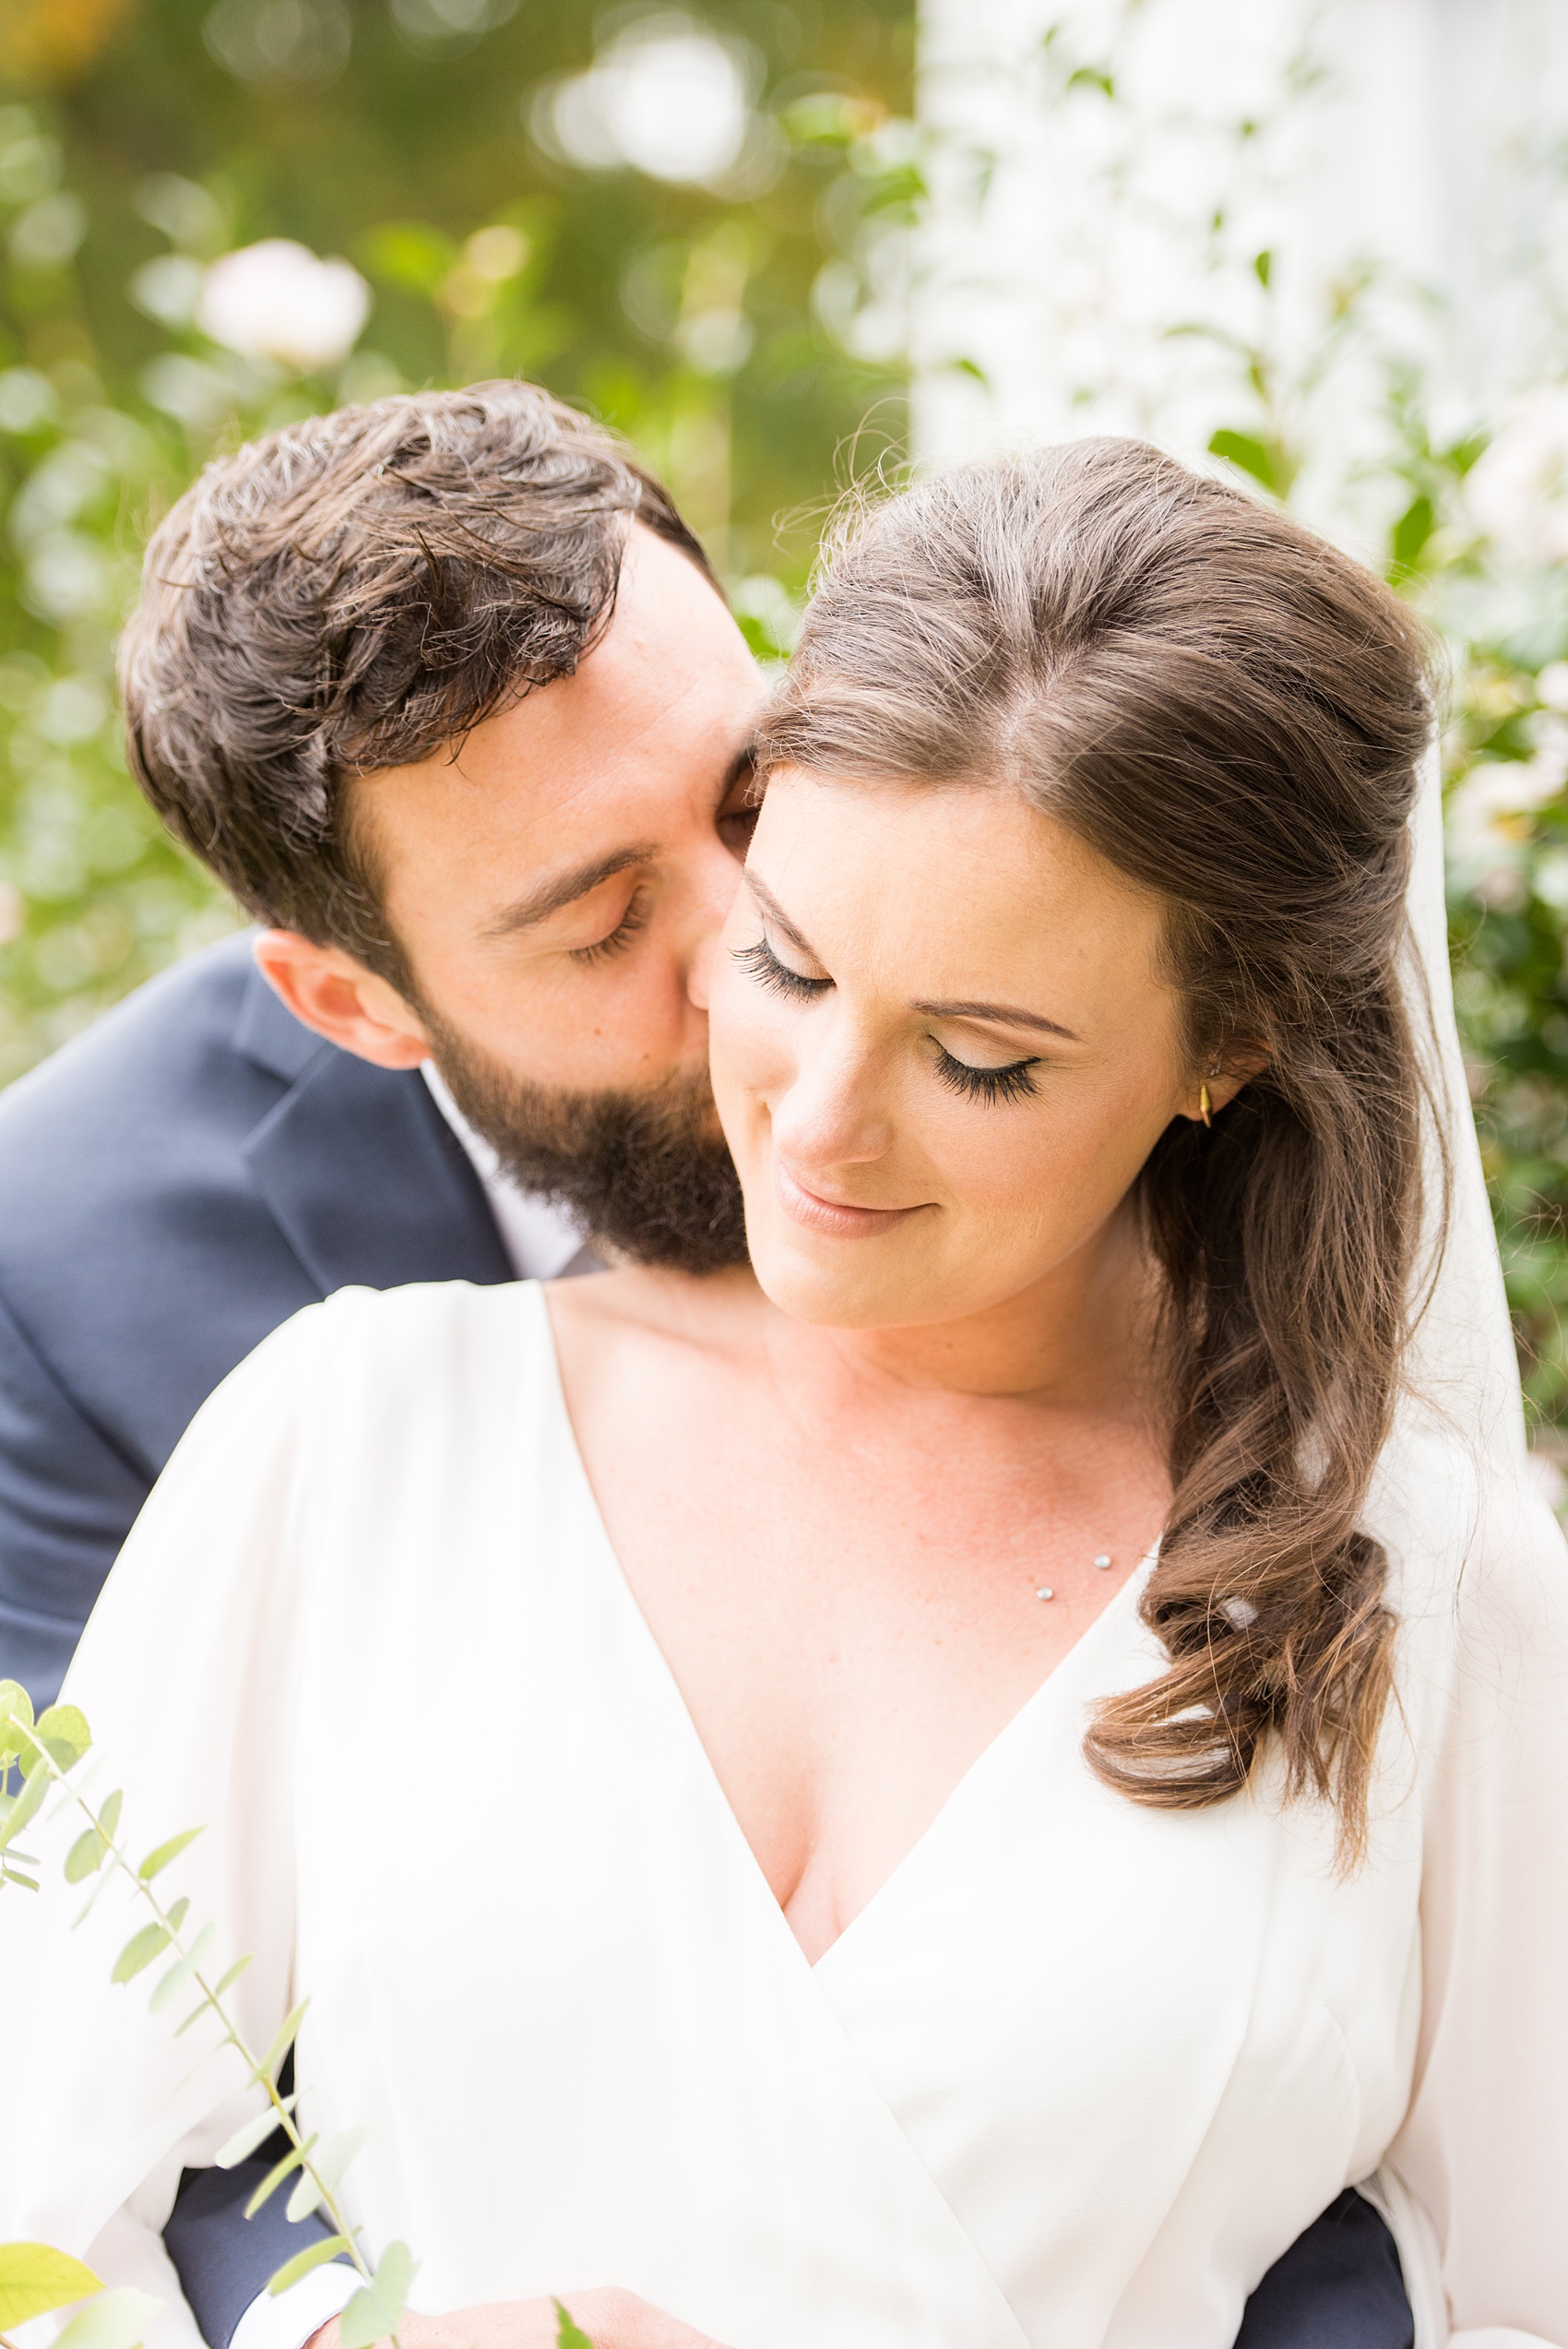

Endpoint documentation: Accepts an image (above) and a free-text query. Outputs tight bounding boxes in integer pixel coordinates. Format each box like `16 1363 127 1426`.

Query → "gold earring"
1199 1082 1213 1128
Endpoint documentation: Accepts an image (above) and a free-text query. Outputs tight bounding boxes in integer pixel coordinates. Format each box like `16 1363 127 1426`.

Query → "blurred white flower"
0 367 60 434
1467 389 1568 567
197 240 370 373
129 254 204 329
1448 744 1568 909
23 534 108 623
677 307 754 376
390 0 517 53
37 674 109 745
204 0 350 86
537 17 754 188
10 193 88 273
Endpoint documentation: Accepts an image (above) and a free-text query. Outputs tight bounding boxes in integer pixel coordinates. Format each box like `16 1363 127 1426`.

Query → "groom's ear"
252 929 434 1071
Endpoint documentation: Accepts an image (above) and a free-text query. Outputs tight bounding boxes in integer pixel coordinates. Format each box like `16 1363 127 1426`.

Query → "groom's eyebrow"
484 845 658 936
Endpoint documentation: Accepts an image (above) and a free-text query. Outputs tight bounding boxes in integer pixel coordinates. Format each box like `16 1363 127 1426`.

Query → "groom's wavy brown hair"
757 439 1437 1856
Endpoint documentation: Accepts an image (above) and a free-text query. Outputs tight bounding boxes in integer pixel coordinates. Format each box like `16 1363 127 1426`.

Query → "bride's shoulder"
207 1277 555 1449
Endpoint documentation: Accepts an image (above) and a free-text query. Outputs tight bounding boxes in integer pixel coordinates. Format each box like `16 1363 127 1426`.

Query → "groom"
0 384 1414 2349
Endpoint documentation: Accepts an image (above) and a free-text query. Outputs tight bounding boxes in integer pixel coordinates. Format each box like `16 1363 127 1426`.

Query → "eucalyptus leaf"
0 2242 101 2327
216 2094 297 2168
53 2285 162 2349
3 1866 40 1890
254 1997 309 2084
212 1950 255 1998
314 2126 368 2192
285 2171 324 2224
336 2240 415 2349
150 1920 216 2014
0 1681 34 1760
65 1824 109 1882
137 1825 204 1881
99 1788 123 1842
34 1702 90 1767
553 2300 597 2349
0 1761 49 1851
244 2134 316 2218
266 2238 352 2296
165 1896 190 1934
111 1922 171 1984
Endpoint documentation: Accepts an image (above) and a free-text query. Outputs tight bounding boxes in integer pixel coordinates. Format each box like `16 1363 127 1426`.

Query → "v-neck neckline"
534 1282 1159 1973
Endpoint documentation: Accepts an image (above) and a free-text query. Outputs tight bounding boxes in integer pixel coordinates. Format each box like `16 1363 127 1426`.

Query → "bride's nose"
768 1018 895 1172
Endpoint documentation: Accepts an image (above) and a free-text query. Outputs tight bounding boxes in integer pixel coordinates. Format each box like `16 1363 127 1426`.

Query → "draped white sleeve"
0 1307 329 2349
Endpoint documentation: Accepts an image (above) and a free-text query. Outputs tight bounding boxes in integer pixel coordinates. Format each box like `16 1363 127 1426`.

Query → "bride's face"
707 769 1198 1332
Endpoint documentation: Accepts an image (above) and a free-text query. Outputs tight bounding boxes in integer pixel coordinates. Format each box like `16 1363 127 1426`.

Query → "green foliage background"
0 0 910 1077
2 0 1567 1440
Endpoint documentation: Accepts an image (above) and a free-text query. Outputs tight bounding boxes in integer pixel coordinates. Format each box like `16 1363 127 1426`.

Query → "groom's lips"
774 1159 925 1238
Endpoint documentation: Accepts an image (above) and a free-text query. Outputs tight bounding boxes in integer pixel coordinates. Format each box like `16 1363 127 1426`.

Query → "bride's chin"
741 1213 930 1330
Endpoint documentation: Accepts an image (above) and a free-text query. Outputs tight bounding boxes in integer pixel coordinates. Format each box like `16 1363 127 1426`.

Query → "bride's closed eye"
732 935 831 1001
932 1043 1040 1104
735 933 1041 1106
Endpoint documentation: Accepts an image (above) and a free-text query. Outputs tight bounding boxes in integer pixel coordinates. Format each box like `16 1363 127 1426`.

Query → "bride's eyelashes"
732 935 831 1001
932 1043 1040 1104
735 934 1043 1106
569 884 654 967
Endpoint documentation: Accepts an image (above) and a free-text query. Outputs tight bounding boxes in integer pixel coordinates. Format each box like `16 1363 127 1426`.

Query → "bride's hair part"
756 438 1436 1856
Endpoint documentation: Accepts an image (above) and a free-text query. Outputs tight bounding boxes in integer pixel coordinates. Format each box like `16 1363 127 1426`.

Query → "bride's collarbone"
552 1296 1166 1957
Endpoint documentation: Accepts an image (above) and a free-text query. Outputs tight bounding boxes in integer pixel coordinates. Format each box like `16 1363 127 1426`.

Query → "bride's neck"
782 1205 1161 1413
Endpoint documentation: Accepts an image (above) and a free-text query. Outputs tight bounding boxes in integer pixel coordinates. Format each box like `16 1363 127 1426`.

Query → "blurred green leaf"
255 1997 309 2085
267 2240 352 2297
0 2246 102 2331
53 2286 162 2349
137 1825 203 1881
216 2094 297 2169
244 2134 316 2219
1391 494 1435 575
33 1702 89 1767
65 1822 108 1880
553 2302 596 2349
0 1760 49 1850
111 1922 170 1984
149 1918 216 2012
338 2241 415 2349
1207 427 1278 493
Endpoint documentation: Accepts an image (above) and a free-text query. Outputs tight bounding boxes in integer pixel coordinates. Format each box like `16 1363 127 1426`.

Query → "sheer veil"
1403 747 1526 1472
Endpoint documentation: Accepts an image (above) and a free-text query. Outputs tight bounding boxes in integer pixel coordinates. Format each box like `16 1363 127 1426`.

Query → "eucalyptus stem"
15 1731 374 2291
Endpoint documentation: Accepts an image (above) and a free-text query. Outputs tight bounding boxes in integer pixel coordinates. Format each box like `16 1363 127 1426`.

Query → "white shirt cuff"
227 2260 358 2349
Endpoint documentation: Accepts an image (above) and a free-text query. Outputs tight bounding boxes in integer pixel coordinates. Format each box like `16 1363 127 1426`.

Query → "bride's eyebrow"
744 872 823 962
915 996 1082 1043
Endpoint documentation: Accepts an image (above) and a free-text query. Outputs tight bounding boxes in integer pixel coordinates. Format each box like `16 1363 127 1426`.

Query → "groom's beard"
422 1012 749 1276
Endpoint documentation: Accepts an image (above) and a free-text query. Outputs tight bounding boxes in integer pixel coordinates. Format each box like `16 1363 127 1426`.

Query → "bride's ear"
252 930 434 1070
1185 1041 1269 1126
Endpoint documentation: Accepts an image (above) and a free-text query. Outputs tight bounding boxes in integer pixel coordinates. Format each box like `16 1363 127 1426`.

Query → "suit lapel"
235 965 512 1296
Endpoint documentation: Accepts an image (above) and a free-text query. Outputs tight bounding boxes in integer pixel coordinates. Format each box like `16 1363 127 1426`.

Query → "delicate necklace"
1036 1553 1112 1602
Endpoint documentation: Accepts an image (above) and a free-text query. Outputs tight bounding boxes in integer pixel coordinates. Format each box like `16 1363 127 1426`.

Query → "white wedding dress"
4 769 1567 2349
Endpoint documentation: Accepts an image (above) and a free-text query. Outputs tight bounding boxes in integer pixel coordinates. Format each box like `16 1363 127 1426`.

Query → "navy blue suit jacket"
0 936 1411 2349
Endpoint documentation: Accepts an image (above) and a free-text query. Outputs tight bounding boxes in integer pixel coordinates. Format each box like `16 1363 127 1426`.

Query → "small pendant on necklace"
1035 1585 1055 1602
1093 1554 1112 1570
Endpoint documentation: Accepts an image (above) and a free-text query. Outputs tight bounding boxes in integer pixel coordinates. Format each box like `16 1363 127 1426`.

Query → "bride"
4 439 1565 2349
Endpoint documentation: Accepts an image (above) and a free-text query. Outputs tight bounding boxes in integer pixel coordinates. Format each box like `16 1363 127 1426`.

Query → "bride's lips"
774 1157 925 1238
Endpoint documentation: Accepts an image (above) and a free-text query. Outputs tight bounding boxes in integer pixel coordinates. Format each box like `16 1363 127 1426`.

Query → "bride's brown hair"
756 439 1437 1854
